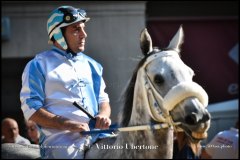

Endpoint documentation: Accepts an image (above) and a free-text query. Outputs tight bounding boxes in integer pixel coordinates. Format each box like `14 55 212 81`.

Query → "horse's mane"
120 51 157 127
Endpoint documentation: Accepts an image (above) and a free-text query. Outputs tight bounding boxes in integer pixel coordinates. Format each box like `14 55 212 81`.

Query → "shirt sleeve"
87 58 110 104
20 58 46 120
98 77 110 104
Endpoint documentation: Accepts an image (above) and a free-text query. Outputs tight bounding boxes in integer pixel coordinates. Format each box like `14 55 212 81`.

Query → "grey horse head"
139 26 211 141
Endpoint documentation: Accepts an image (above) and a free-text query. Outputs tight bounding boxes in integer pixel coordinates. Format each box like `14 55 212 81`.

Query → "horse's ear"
167 25 184 53
140 28 153 56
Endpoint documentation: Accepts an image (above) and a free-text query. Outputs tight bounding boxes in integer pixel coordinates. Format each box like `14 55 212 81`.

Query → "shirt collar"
51 46 83 60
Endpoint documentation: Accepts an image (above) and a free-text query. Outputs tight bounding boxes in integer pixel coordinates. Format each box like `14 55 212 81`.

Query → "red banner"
147 19 238 103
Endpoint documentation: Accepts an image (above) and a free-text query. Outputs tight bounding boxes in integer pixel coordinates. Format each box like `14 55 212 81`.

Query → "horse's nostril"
185 113 198 125
203 111 211 121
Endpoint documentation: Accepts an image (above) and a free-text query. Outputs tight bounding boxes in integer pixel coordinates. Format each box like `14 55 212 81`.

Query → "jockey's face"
63 21 87 53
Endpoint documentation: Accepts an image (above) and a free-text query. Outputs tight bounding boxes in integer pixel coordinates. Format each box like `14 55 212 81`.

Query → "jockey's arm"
29 108 90 132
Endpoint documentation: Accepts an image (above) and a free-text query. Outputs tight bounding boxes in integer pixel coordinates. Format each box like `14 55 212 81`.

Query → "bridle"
133 50 208 130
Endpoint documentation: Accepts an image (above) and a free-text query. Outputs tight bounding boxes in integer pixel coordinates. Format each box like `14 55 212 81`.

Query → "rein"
80 123 171 135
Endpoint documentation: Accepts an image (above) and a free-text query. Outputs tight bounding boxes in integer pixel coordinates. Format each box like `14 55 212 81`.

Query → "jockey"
20 5 111 159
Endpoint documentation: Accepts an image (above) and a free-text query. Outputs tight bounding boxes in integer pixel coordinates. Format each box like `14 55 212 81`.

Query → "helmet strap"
60 27 77 56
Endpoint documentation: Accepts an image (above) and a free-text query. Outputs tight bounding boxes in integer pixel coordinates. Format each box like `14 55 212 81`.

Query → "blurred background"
1 1 238 144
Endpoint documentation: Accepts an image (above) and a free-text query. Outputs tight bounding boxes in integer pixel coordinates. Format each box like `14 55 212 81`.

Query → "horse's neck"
112 87 158 158
128 101 150 126
114 86 174 158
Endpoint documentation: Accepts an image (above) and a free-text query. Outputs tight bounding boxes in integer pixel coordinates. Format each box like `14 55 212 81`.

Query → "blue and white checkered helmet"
47 6 90 50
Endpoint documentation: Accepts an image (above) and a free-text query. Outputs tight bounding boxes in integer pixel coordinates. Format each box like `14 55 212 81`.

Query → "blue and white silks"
20 47 110 158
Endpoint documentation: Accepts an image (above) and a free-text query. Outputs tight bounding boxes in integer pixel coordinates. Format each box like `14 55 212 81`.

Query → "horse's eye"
154 74 164 84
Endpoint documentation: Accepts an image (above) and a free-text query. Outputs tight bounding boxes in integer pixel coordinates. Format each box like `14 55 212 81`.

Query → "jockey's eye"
154 74 164 84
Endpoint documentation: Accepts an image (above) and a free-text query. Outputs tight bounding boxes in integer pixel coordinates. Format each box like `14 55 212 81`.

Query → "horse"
1 26 210 159
84 26 211 159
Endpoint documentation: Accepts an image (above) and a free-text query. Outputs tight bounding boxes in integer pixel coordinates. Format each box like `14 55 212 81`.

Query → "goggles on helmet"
48 8 88 37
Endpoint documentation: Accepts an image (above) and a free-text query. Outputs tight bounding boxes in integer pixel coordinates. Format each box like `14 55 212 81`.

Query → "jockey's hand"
95 115 111 129
65 120 90 132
